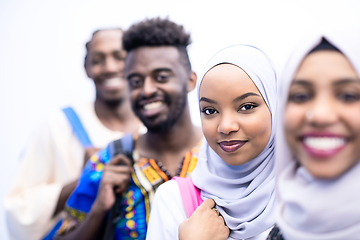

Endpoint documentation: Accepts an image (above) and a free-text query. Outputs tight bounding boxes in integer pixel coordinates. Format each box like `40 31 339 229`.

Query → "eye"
239 103 258 111
201 108 218 115
128 77 143 88
155 74 170 82
338 92 360 102
91 58 103 65
114 52 126 61
288 92 312 103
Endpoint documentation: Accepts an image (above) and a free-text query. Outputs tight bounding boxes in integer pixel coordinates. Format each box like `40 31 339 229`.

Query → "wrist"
91 201 108 216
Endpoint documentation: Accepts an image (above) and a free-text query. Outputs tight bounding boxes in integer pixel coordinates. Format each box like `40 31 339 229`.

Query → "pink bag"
172 176 203 217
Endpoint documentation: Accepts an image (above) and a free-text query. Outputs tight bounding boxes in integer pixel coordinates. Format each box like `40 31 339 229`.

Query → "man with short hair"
54 18 202 240
4 28 143 240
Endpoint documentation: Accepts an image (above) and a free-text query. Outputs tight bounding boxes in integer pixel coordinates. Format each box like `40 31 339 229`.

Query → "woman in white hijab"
146 44 277 240
273 28 360 240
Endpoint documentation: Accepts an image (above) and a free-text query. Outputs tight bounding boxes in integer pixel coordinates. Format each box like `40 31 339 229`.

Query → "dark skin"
57 46 203 239
52 29 142 217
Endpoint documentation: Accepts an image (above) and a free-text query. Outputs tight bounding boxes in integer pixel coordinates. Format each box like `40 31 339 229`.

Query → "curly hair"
122 17 192 71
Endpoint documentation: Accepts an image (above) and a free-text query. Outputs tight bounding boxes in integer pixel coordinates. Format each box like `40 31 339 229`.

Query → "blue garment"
47 140 201 239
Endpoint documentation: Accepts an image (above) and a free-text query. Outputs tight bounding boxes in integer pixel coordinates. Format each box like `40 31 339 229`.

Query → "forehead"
125 46 182 74
294 51 358 81
88 29 123 53
200 64 259 97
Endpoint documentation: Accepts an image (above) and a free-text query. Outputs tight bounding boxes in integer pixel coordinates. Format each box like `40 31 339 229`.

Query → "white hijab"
191 45 277 239
276 28 360 240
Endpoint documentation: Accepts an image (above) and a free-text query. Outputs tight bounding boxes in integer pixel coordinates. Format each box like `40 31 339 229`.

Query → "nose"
309 94 338 126
217 111 240 135
104 56 123 74
142 76 157 97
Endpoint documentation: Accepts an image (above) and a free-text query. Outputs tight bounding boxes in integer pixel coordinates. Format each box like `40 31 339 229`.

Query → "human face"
125 46 195 133
284 50 360 179
85 29 128 103
199 64 272 166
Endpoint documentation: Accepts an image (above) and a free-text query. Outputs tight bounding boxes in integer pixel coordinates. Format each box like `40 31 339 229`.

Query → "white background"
0 0 359 239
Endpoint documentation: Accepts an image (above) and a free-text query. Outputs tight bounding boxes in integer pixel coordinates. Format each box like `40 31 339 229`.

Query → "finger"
104 164 133 174
219 215 227 226
102 171 131 187
108 154 133 167
198 198 216 210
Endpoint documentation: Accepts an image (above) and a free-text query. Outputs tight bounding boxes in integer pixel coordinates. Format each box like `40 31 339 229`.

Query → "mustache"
134 92 171 108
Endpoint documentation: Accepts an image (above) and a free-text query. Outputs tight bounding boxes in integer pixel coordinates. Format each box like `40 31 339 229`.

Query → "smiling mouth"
103 77 122 87
143 101 163 111
218 140 247 152
302 136 347 158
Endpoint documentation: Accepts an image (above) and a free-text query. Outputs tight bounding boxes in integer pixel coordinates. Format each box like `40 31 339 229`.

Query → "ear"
187 71 197 93
84 61 91 78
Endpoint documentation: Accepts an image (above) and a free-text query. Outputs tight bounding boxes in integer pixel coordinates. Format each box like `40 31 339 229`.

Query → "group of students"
5 16 360 240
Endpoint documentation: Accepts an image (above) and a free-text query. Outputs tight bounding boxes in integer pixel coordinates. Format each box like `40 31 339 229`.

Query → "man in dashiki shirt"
52 17 203 240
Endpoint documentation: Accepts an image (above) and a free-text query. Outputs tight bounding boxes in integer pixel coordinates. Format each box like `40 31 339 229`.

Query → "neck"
141 105 201 154
94 96 140 132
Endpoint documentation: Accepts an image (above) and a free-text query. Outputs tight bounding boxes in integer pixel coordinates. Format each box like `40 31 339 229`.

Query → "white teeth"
104 77 122 87
304 137 346 151
144 101 163 111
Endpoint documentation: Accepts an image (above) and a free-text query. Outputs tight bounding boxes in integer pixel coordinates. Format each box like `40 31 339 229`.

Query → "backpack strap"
102 133 134 240
172 176 203 218
62 107 93 148
108 133 134 160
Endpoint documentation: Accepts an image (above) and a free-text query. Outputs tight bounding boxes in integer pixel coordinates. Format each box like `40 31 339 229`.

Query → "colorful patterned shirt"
53 138 201 239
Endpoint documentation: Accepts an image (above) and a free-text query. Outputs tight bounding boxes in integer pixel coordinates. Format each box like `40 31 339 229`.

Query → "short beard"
104 98 123 108
137 85 188 133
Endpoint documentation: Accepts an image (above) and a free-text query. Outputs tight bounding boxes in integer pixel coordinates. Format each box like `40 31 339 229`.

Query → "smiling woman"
274 28 360 240
146 44 277 240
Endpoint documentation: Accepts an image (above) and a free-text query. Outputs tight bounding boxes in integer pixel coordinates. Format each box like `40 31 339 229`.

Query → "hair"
309 37 341 54
122 17 192 71
84 28 123 64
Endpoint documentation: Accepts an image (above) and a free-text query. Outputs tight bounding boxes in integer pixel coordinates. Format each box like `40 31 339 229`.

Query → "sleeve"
55 147 109 236
4 117 64 240
146 180 188 240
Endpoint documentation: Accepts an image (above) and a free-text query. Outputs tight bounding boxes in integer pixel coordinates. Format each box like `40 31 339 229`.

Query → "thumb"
108 153 133 167
198 198 216 210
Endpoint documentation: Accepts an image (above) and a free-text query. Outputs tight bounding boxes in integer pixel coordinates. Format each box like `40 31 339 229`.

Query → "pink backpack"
172 176 203 217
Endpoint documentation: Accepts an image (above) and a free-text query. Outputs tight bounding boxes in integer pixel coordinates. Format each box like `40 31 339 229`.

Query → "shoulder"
155 180 181 198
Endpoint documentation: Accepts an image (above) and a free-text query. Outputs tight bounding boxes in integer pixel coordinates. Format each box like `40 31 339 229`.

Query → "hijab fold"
276 28 360 240
191 45 277 239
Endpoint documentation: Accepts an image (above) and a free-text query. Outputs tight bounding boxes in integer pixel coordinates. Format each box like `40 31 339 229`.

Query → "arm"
53 147 101 217
179 199 230 240
4 118 65 240
56 154 133 240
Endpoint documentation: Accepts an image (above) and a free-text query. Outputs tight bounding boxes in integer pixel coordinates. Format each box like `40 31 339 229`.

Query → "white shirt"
146 180 271 240
4 103 143 240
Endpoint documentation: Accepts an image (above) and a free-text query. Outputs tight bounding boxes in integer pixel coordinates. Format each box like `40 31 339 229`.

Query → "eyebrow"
292 78 360 87
199 92 260 104
199 97 217 104
291 79 312 87
126 68 173 79
233 92 261 102
333 78 360 86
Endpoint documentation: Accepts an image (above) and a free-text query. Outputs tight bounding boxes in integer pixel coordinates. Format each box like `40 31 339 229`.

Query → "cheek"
244 109 272 144
284 104 305 136
201 117 217 141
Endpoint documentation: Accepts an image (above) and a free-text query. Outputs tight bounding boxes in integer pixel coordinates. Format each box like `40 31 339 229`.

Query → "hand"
84 147 101 166
179 199 229 240
91 154 134 214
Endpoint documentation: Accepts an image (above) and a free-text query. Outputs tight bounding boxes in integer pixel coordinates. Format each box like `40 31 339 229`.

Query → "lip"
218 140 247 153
301 132 347 159
101 77 124 90
138 98 166 118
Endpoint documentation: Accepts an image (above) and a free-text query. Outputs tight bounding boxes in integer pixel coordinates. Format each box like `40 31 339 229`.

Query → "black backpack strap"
102 133 134 240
